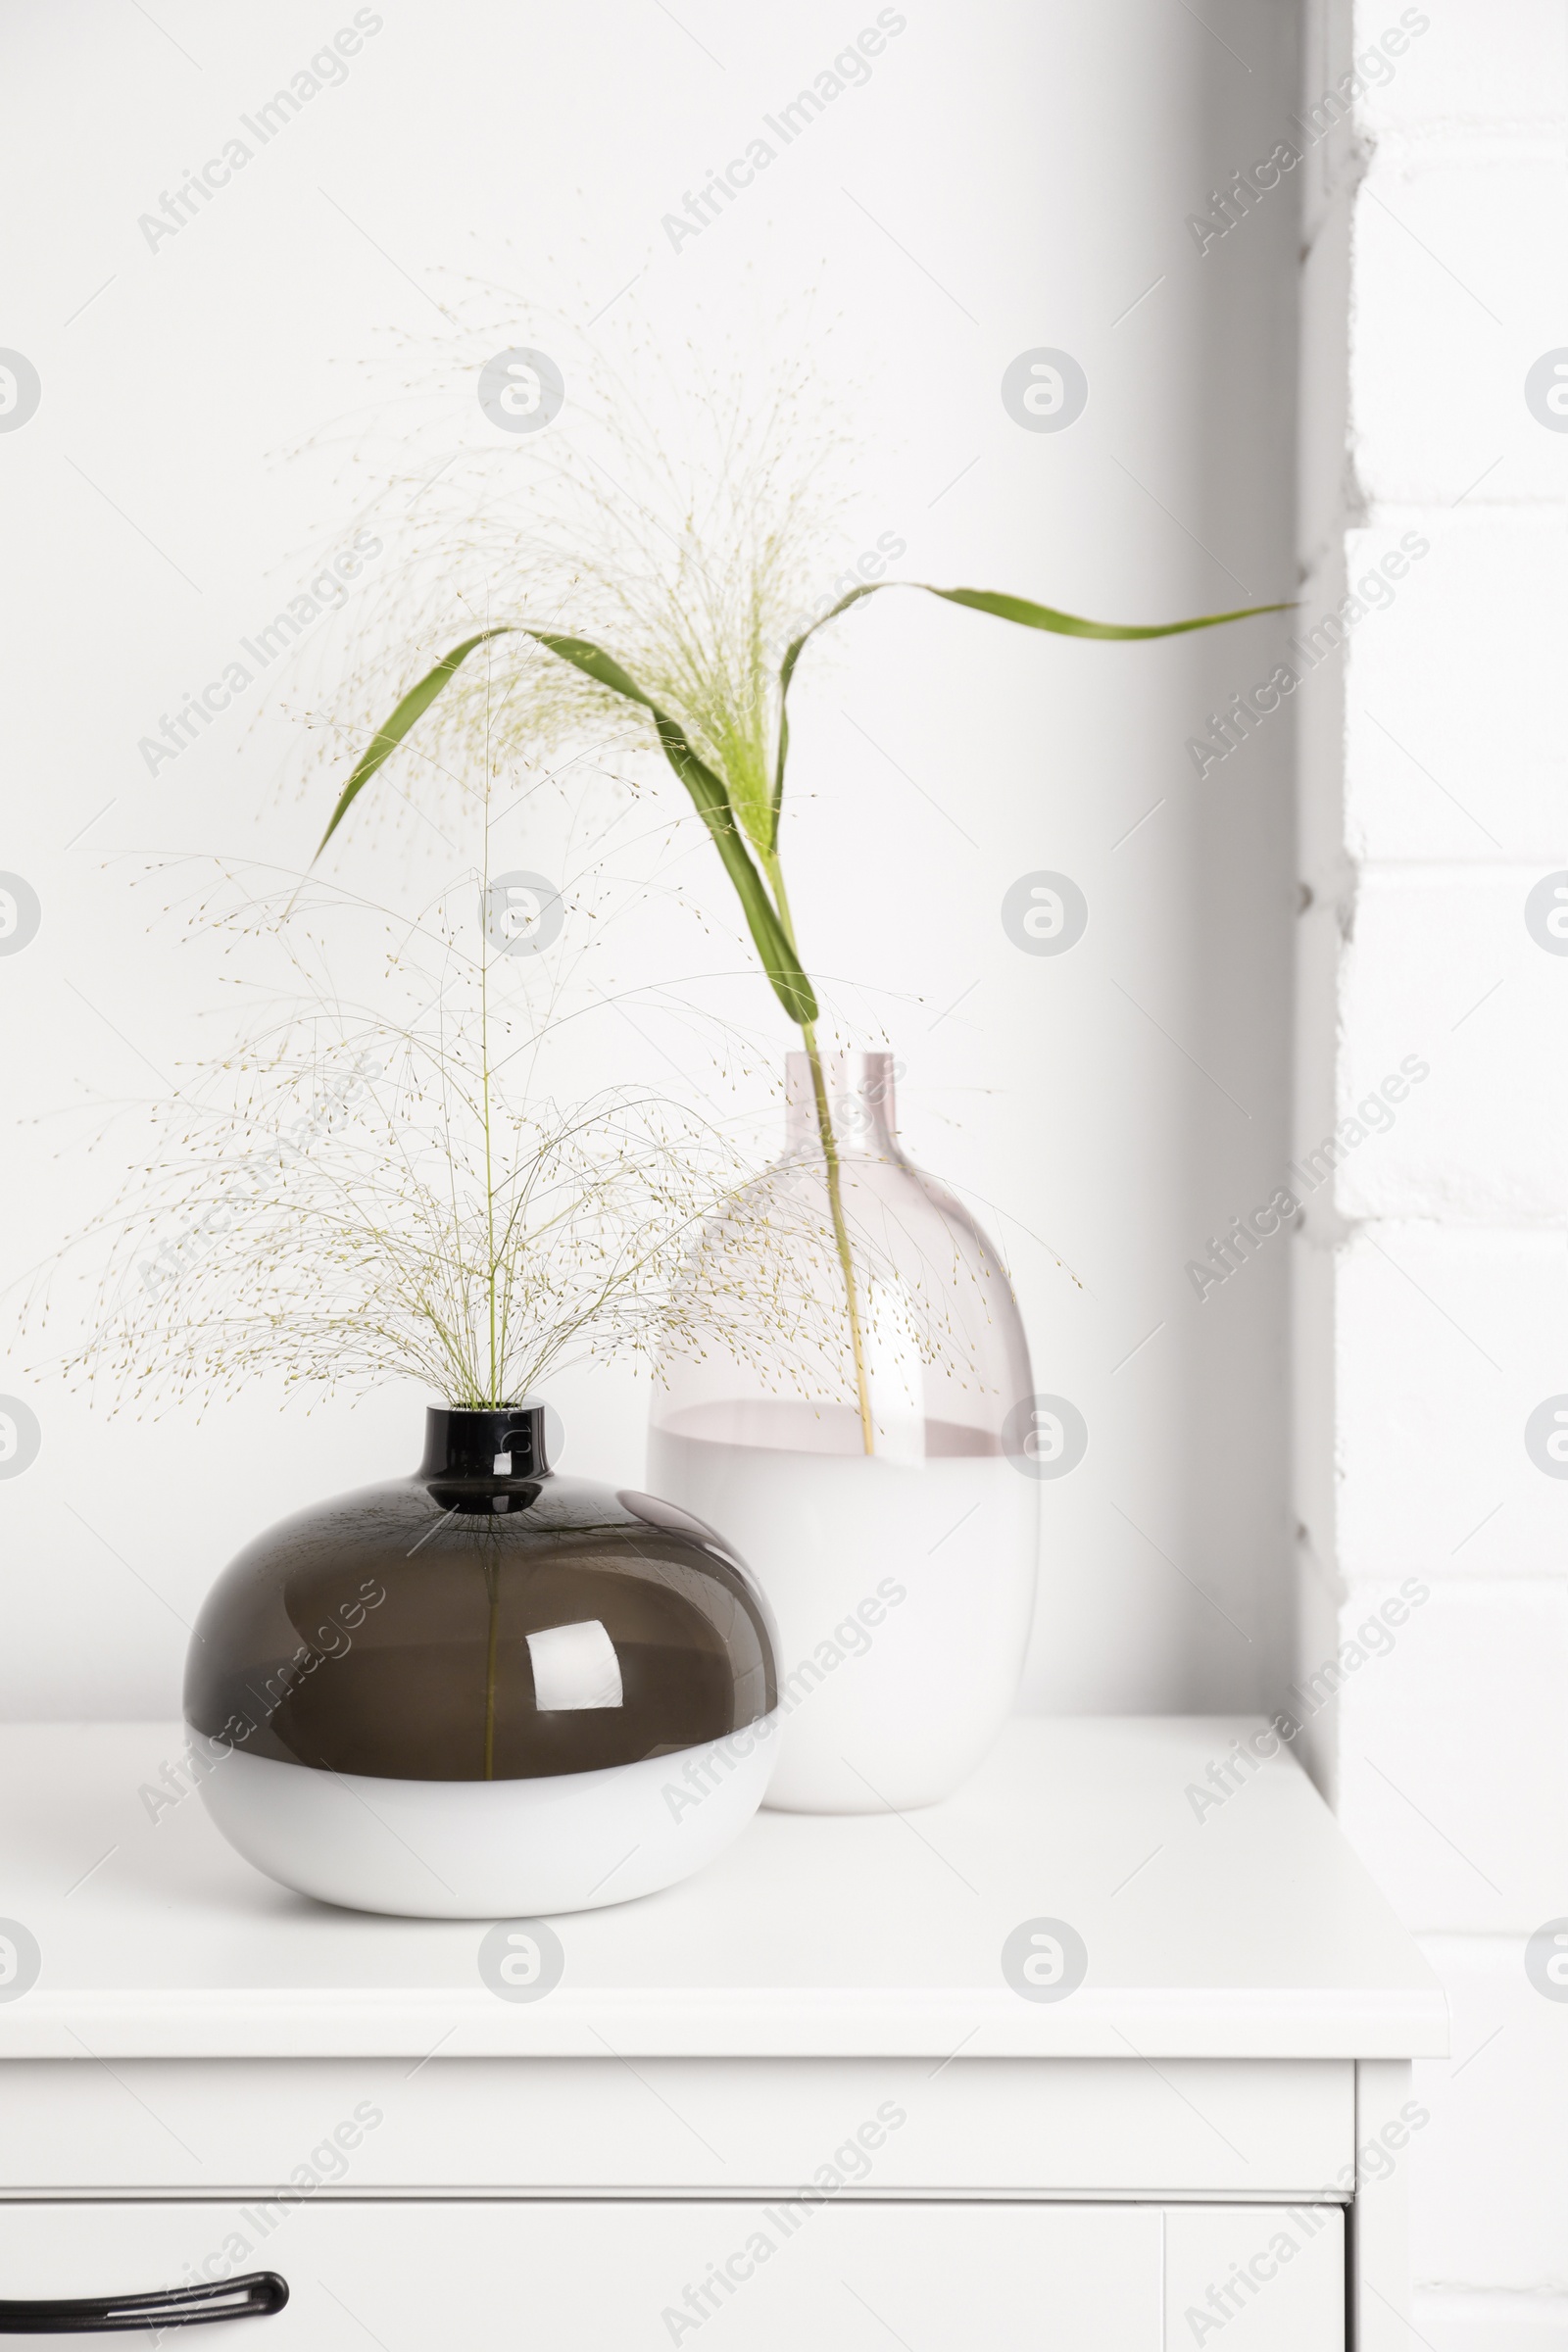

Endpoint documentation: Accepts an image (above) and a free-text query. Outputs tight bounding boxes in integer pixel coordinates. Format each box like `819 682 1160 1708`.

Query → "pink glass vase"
649 1052 1038 1813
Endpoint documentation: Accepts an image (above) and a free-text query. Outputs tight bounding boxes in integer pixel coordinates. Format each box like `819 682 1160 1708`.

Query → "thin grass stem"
762 852 873 1454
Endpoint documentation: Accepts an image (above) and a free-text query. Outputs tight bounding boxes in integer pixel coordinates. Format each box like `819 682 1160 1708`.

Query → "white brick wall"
1412 1936 1568 2311
1337 1582 1568 1932
1295 0 1568 2326
1335 1228 1568 1572
1345 514 1568 858
1340 881 1568 1215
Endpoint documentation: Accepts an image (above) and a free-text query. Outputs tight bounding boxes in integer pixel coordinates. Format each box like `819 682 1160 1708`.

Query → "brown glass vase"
183 1405 779 1918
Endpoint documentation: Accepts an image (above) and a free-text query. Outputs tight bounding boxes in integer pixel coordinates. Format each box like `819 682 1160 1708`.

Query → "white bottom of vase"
648 1422 1039 1813
191 1720 779 1918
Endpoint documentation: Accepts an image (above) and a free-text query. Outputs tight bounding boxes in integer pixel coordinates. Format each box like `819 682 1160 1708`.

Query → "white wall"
0 0 1297 1720
1292 0 1568 2340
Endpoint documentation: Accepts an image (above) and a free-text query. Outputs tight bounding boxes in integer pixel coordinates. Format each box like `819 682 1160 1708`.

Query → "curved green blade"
770 579 1294 848
318 624 818 1026
316 628 514 857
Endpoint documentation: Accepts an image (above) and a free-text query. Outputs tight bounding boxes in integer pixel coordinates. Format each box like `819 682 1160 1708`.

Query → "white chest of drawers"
0 1717 1446 2347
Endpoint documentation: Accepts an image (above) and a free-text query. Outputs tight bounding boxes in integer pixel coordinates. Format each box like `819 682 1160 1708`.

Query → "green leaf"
526 630 818 1024
770 580 1295 848
316 628 513 857
318 624 819 1027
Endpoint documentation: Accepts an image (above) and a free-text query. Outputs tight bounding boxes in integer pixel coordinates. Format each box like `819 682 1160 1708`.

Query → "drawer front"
0 2199 1344 2349
0 2057 1356 2199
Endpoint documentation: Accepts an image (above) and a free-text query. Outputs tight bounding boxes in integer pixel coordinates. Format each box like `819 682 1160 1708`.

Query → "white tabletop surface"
0 1717 1446 2062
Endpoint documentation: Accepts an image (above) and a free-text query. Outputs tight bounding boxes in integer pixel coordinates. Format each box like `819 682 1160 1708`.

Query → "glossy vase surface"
184 1405 779 1918
648 1053 1038 1814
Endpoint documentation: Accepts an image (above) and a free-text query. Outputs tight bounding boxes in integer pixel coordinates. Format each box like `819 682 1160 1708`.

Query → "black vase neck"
419 1405 551 1481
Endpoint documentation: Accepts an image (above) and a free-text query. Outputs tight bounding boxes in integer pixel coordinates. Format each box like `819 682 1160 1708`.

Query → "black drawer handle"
0 2273 288 2333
